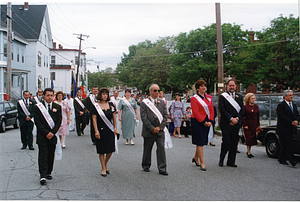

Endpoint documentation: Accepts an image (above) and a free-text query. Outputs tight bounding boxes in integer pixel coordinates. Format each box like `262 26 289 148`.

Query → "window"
4 39 7 57
75 56 78 65
257 82 262 93
17 47 19 62
38 51 42 67
45 34 46 45
50 72 56 80
5 103 10 111
38 79 41 89
12 75 20 87
44 55 46 67
21 49 24 63
11 45 13 60
46 56 48 67
0 104 4 112
81 59 83 67
51 56 55 65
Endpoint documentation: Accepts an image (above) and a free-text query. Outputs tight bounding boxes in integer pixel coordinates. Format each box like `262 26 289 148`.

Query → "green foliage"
88 69 117 90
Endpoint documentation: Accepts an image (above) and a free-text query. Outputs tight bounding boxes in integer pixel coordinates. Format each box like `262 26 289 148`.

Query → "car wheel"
262 114 268 120
265 135 280 158
14 118 20 129
0 120 6 133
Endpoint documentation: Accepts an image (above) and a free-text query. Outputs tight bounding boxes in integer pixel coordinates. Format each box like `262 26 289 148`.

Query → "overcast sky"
30 0 299 72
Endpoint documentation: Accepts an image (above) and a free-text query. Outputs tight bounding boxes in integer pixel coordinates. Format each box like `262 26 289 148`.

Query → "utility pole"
6 2 12 101
216 3 224 123
73 33 89 86
95 61 103 72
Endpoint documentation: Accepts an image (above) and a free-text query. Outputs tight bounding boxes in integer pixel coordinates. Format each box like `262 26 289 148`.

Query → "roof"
1 4 47 40
0 20 29 45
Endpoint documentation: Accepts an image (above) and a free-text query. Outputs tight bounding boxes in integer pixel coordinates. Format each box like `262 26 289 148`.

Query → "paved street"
1 119 300 200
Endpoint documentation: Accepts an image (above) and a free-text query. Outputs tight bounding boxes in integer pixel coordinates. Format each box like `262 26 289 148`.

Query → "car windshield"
0 104 4 112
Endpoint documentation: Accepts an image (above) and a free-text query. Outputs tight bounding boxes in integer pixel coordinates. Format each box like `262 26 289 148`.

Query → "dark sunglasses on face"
153 89 160 92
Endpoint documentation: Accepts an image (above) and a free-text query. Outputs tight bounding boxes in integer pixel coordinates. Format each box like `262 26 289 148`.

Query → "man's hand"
79 111 84 116
244 126 249 130
25 116 31 121
204 122 212 127
231 118 239 125
151 127 160 134
46 132 54 140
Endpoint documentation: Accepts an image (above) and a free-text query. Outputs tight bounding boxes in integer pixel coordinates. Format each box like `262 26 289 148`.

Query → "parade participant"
277 90 299 166
84 86 98 145
55 91 70 148
171 93 185 138
91 88 118 177
218 79 244 167
17 90 36 150
159 91 168 113
140 84 169 175
74 90 86 136
66 94 75 131
33 88 62 185
110 90 121 134
118 89 138 145
190 80 214 171
35 89 44 102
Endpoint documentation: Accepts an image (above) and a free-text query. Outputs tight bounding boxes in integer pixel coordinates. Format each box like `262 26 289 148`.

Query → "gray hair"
283 90 293 98
149 84 159 91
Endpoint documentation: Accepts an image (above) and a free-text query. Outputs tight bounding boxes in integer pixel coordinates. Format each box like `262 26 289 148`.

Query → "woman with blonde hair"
242 93 260 158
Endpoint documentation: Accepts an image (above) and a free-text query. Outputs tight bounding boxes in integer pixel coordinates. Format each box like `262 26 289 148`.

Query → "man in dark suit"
277 90 299 167
17 90 36 150
74 89 86 136
33 88 62 185
36 89 44 102
84 86 98 145
218 79 244 167
140 84 168 175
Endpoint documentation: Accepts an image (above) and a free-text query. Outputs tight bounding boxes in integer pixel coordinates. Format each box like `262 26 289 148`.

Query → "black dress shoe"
92 142 96 145
236 150 241 153
29 147 35 150
159 171 168 176
106 170 110 174
247 153 252 158
143 168 150 172
185 135 189 138
101 173 107 177
40 178 46 185
200 165 207 171
46 174 52 180
278 160 288 165
192 158 200 166
209 142 216 146
290 161 297 167
82 130 84 135
218 161 223 167
227 164 238 167
21 146 27 150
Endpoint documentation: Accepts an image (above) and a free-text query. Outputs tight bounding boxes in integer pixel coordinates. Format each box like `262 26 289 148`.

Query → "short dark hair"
23 90 29 95
96 88 110 102
125 89 131 94
227 79 236 85
92 86 98 90
37 89 43 93
55 91 64 100
195 79 207 90
43 88 54 95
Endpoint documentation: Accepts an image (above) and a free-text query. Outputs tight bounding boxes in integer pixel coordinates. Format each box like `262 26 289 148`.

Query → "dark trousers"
38 143 56 178
75 114 86 136
219 126 239 165
278 135 295 163
142 135 166 172
20 125 34 147
90 114 96 143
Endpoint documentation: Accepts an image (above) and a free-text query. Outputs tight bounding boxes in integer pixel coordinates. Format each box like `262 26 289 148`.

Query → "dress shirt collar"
285 100 293 107
24 98 29 104
149 96 157 104
44 101 53 110
197 93 206 100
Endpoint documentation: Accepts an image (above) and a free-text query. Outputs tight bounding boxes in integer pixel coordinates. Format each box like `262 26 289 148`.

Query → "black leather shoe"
159 171 168 176
101 173 107 177
290 161 297 167
247 153 252 158
21 145 27 150
92 142 96 145
278 160 288 165
40 178 46 185
192 158 200 166
218 161 223 167
106 170 110 174
200 165 207 171
29 147 35 150
143 168 150 172
82 130 84 135
227 164 238 167
46 174 52 180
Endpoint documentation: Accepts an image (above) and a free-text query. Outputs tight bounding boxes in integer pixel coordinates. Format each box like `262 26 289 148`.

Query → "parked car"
257 125 300 158
256 102 277 120
0 101 19 133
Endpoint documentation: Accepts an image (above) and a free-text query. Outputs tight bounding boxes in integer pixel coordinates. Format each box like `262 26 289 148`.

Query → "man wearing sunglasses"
140 84 168 175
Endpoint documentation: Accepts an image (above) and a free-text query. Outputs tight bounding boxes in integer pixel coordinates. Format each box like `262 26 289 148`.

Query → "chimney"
248 31 255 43
24 2 29 10
53 42 56 49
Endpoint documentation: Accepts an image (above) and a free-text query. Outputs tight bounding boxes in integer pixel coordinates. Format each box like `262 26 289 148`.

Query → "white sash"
34 96 41 104
193 94 214 142
221 92 241 113
19 99 30 116
36 103 55 129
142 99 173 149
91 98 114 132
122 98 136 118
75 97 85 109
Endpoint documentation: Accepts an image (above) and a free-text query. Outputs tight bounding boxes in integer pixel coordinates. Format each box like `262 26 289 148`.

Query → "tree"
88 70 116 90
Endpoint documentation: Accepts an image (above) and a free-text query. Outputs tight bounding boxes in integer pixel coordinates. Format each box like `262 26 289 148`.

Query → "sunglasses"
153 89 161 92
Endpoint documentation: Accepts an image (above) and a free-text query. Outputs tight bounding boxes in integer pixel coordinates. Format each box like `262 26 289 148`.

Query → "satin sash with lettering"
33 96 41 104
18 99 30 116
221 92 241 113
55 101 68 126
91 98 114 132
193 94 213 141
142 99 173 149
75 97 85 109
122 98 136 118
36 103 55 129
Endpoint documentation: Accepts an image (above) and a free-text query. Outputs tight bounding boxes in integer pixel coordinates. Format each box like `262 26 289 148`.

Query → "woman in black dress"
91 88 118 177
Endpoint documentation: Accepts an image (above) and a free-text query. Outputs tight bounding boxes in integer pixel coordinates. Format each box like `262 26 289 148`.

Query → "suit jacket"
84 95 97 113
17 98 36 126
33 102 62 145
276 101 300 137
74 97 86 117
140 98 168 138
219 92 244 129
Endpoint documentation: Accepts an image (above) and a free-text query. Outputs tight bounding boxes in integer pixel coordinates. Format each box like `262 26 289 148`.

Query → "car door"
8 102 18 124
292 126 300 155
4 102 14 125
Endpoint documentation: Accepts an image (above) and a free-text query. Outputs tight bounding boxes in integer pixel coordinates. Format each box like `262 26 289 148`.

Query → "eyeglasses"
153 89 160 92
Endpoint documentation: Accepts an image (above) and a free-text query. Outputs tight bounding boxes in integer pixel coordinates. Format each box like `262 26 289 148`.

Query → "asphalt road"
1 119 300 200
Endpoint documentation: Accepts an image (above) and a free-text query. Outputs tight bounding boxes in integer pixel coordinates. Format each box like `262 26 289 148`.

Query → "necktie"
26 100 29 109
289 102 293 113
48 104 51 114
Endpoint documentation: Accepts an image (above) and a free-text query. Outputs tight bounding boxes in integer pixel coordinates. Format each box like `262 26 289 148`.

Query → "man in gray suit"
140 84 168 175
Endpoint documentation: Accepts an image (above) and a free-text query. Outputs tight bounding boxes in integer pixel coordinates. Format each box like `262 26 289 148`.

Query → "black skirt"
191 118 209 146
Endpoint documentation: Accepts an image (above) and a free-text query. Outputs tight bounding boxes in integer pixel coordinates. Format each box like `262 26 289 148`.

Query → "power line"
54 3 81 33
